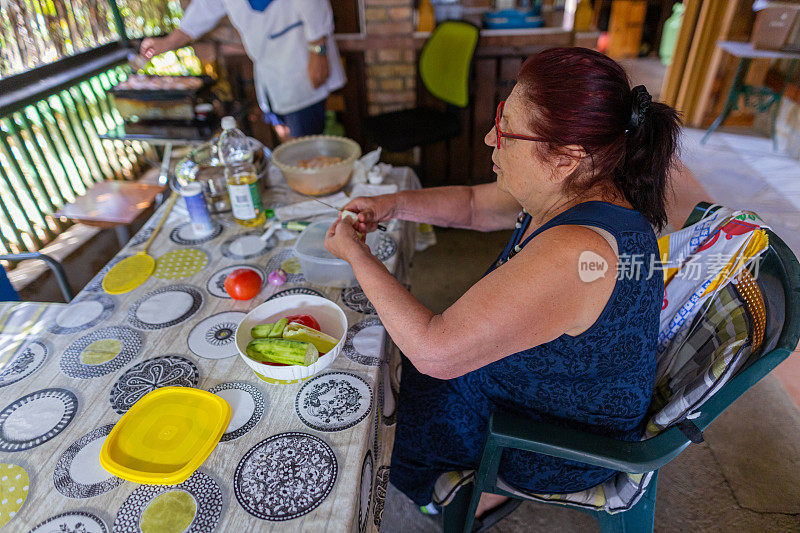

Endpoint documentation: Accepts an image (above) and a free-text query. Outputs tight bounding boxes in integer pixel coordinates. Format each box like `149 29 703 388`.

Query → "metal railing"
0 0 180 78
0 0 189 259
0 43 157 255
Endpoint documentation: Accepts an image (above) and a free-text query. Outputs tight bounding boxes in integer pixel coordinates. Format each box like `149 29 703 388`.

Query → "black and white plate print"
84 255 129 292
295 372 372 432
50 293 116 335
234 432 338 521
170 221 223 245
206 264 265 299
128 284 203 330
0 388 77 452
359 450 374 533
371 233 397 262
113 471 222 533
128 225 154 247
61 326 144 379
221 231 275 260
53 424 123 498
110 356 199 414
0 340 48 388
29 511 108 533
341 286 376 314
372 466 390 530
207 382 265 441
267 286 325 301
187 312 246 359
372 394 382 461
265 248 305 283
343 318 385 366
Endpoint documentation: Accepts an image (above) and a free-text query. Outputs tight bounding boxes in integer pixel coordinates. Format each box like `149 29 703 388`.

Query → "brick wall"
363 0 417 116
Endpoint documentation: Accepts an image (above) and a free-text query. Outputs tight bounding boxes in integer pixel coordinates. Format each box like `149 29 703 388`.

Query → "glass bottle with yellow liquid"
219 116 265 227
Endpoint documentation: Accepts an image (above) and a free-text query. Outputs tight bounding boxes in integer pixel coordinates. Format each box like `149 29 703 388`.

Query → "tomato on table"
224 268 262 300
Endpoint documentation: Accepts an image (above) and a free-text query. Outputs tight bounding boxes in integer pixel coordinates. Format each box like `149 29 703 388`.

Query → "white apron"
180 0 346 115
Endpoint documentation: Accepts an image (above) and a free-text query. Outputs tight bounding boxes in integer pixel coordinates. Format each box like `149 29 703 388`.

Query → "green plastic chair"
364 20 479 153
443 202 800 532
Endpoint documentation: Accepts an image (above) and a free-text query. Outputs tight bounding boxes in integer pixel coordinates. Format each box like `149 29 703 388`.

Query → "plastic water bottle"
659 3 685 66
219 116 265 227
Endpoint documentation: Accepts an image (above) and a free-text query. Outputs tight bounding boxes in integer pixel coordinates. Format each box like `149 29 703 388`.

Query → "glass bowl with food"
271 135 361 196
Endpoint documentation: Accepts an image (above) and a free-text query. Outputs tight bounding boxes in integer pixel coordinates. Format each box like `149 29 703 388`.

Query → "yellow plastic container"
100 387 231 485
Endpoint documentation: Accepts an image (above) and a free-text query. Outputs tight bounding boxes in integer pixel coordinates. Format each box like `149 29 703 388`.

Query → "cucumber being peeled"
246 338 319 366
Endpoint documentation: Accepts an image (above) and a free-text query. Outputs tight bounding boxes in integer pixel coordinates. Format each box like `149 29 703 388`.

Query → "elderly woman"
325 47 680 522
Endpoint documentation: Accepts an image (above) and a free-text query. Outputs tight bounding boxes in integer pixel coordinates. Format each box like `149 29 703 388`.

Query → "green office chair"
364 20 479 153
442 202 800 532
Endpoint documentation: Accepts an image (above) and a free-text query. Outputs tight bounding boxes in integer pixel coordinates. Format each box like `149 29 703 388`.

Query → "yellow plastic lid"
100 387 231 485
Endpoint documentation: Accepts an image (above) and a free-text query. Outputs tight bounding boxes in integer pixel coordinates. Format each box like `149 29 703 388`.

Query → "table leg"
702 57 752 145
114 225 130 248
771 60 798 152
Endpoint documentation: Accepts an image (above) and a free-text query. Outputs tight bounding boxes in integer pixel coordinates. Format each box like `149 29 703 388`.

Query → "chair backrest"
0 266 20 301
648 203 800 437
646 279 756 437
418 20 480 108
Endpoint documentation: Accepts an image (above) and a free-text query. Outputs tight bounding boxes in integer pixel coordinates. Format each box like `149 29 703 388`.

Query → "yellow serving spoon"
102 193 178 295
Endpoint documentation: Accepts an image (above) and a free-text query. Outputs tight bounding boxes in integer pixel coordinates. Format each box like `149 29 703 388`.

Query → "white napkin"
352 148 382 184
274 191 351 220
350 183 398 198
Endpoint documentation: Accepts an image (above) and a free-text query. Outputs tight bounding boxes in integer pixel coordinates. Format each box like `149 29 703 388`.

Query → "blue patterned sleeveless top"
452 201 663 492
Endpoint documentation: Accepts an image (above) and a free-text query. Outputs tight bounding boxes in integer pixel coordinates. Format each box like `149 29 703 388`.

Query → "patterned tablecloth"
0 167 420 533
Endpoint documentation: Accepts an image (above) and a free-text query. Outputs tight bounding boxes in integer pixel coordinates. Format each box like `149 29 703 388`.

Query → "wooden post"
606 0 647 59
675 0 730 121
690 1 740 127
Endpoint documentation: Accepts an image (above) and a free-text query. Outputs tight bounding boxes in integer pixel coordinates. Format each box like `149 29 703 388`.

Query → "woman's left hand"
325 218 372 263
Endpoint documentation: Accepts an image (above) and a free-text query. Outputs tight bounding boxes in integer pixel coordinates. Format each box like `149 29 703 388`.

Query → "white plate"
235 295 348 383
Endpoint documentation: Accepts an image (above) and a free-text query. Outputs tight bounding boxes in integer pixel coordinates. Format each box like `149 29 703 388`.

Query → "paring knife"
305 195 387 232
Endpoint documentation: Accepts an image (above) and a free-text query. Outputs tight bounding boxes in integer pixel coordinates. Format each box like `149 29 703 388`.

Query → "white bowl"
236 295 348 384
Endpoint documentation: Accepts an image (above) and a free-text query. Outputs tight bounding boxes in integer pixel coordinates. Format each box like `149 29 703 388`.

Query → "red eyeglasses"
494 100 548 149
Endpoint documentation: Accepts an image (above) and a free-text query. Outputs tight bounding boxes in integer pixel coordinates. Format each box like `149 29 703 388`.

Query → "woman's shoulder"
511 224 619 336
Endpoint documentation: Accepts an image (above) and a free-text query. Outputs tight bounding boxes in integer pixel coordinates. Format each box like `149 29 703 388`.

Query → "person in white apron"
141 0 346 138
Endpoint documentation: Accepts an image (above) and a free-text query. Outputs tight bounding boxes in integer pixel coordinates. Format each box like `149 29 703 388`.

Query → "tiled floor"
681 128 800 257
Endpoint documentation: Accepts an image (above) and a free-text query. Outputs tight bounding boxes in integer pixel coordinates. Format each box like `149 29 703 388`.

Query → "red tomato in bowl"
284 314 321 331
224 269 262 300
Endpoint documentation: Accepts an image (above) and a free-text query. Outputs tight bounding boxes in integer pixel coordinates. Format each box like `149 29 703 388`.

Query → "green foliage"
0 0 183 79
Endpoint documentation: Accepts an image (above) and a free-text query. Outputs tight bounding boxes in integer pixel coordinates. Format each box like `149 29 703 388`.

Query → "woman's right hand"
342 194 398 234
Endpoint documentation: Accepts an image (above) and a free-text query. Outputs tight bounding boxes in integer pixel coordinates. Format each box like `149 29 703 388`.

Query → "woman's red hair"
516 47 681 230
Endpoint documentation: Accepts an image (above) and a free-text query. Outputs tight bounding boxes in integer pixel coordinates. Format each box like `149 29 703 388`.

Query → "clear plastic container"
293 218 380 288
